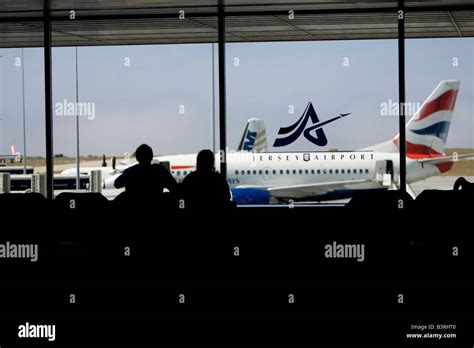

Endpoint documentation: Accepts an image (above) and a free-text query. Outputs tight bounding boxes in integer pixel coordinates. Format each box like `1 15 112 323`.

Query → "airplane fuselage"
159 151 443 190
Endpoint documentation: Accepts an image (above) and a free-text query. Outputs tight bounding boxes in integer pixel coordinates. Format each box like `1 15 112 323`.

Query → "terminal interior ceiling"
0 1 473 47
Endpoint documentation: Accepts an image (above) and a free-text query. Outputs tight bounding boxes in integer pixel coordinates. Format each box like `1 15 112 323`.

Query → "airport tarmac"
410 175 474 196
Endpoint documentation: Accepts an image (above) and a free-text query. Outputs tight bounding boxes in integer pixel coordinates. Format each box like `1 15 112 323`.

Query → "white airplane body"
61 164 129 181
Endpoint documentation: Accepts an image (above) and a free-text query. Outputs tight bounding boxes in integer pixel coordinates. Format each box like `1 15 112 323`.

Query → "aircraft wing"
266 179 380 199
417 153 474 165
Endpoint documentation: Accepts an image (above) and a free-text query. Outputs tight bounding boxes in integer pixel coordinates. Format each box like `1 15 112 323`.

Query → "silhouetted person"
454 177 474 193
181 149 231 211
114 144 177 199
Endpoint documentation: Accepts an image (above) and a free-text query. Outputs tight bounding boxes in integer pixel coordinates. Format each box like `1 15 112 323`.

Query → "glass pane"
52 14 218 198
0 47 46 192
227 10 399 205
406 34 474 196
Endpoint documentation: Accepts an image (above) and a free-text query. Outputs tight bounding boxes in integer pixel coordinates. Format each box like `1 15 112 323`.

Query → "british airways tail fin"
366 80 460 156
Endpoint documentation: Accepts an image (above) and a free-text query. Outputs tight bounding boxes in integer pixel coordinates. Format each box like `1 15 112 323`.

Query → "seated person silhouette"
453 177 474 193
181 149 231 211
114 144 177 203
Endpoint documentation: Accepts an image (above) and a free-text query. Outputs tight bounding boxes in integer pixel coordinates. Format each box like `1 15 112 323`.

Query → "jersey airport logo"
273 102 350 147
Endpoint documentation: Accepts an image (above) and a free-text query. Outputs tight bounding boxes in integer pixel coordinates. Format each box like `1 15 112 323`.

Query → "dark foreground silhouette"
181 149 233 213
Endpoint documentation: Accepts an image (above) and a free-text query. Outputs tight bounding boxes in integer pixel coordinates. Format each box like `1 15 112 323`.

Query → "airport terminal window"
2 8 469 210
406 36 473 195
0 47 46 193
49 15 217 198
227 22 398 205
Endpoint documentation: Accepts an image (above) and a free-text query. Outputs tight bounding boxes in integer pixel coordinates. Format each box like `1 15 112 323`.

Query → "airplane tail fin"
366 80 460 156
237 118 268 152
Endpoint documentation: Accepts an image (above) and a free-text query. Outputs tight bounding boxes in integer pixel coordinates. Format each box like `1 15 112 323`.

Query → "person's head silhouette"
135 144 153 165
196 149 215 172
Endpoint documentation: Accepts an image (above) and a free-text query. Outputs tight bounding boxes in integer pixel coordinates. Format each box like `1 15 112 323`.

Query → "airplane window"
253 170 257 175
293 170 296 175
247 170 251 175
305 169 308 174
335 169 339 174
280 170 283 175
172 171 175 175
286 170 290 174
365 169 369 174
184 171 187 175
272 170 276 175
341 169 345 174
329 169 333 174
347 169 351 174
299 169 302 174
317 170 321 174
359 169 363 174
266 170 270 175
323 169 327 174
177 171 181 176
235 170 239 175
311 170 314 174
258 170 262 175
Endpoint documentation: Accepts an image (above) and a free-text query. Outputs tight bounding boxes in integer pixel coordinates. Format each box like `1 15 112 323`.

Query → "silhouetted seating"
0 192 47 217
454 177 474 193
52 192 109 213
415 189 473 212
112 190 180 215
346 190 414 211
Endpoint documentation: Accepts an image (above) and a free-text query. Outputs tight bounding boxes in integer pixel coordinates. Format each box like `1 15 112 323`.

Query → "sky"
0 37 473 157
